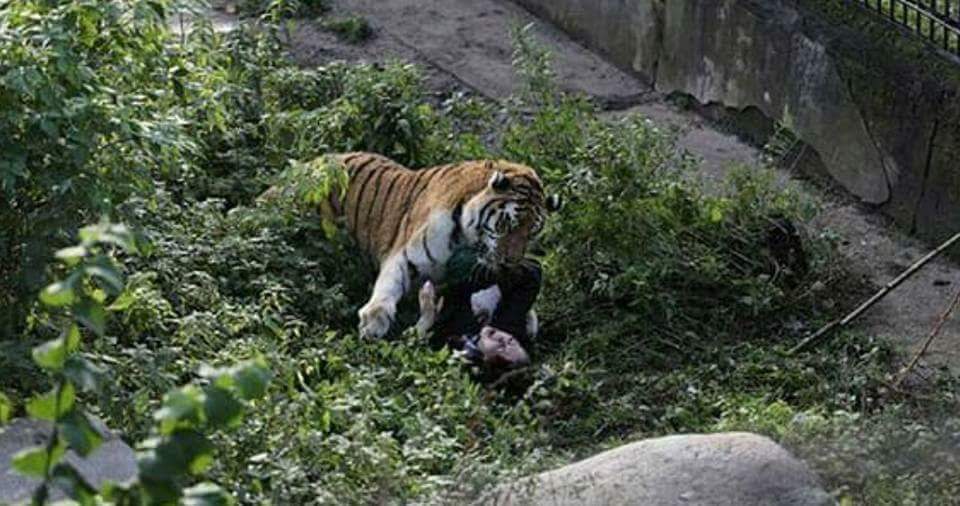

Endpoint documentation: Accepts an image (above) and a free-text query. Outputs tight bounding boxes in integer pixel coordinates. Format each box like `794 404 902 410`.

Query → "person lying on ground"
415 248 542 371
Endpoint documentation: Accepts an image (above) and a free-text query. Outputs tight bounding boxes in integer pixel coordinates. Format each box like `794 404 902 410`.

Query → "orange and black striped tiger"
307 151 560 339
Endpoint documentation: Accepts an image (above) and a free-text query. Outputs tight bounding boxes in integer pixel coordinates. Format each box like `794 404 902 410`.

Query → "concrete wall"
514 0 960 243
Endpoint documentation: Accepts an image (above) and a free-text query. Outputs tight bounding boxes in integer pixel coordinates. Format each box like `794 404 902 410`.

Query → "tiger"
301 151 560 340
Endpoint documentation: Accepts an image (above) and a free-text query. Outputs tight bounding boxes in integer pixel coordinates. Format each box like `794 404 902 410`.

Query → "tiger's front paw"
359 300 394 340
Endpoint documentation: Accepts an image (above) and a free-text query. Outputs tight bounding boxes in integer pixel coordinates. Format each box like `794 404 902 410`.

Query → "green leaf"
190 450 215 475
59 410 103 457
139 429 214 480
200 359 272 400
709 206 724 223
154 386 204 435
32 325 78 371
55 245 88 266
85 257 124 295
138 477 181 506
40 279 77 307
79 221 138 253
0 392 11 424
64 323 81 352
12 441 67 478
182 482 234 506
74 299 107 336
202 386 244 429
64 356 105 393
107 288 136 311
32 338 68 371
199 363 236 390
232 360 271 401
27 383 76 421
50 462 98 504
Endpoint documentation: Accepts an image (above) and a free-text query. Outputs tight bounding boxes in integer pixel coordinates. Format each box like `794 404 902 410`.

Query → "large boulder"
0 418 137 504
486 432 834 506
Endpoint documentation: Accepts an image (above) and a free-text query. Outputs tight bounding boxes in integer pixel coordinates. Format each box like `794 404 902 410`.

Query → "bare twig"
894 286 960 388
789 230 960 355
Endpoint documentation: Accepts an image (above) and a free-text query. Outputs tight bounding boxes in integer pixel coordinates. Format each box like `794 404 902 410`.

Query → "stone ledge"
0 418 137 505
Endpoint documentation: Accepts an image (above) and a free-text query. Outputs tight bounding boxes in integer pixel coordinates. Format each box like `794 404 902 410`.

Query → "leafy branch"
12 220 140 504
11 220 272 505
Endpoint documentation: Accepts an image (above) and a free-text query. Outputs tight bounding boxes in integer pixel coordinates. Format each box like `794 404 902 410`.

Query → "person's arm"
416 281 443 341
490 260 542 341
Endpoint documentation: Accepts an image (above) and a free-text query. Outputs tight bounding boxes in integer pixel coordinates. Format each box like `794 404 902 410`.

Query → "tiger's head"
460 161 561 270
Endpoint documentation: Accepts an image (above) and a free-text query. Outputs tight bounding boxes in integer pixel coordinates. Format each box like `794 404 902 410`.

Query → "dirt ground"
218 0 960 373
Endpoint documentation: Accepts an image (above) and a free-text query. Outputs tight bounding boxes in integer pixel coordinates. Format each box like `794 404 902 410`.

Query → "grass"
322 15 374 44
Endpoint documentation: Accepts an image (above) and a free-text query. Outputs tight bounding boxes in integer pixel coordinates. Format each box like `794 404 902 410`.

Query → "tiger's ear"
488 170 509 191
546 193 563 212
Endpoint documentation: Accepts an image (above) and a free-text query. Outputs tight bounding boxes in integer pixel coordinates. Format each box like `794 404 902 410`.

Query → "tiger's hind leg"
359 254 412 339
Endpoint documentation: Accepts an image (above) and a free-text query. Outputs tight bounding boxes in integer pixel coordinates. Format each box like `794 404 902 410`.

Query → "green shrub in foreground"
6 220 272 504
0 0 198 335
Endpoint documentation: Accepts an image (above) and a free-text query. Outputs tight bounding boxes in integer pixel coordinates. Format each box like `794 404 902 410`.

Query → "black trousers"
429 259 542 350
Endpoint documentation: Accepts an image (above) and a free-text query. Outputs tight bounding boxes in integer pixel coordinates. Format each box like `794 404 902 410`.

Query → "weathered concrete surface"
290 0 647 104
0 418 137 504
514 0 960 246
660 2 890 204
484 432 834 506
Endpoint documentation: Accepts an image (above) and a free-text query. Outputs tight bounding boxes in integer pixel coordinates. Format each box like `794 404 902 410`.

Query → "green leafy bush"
9 220 272 504
715 386 960 505
263 61 489 171
0 0 197 334
489 25 864 449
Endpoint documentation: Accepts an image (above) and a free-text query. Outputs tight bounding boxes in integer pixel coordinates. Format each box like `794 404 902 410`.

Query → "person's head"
475 325 530 369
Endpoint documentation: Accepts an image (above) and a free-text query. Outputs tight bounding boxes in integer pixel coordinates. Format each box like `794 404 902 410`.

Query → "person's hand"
415 281 444 339
470 285 501 325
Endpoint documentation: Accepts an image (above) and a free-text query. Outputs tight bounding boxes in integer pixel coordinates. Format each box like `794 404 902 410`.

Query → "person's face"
477 326 530 368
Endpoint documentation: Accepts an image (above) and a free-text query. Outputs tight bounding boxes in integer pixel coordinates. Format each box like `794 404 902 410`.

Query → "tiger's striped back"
336 152 413 260
334 152 514 263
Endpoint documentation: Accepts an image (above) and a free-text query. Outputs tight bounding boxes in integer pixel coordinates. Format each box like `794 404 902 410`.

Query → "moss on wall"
795 0 960 239
798 0 960 85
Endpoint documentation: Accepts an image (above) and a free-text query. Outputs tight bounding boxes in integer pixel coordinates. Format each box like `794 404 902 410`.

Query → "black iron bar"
844 0 960 57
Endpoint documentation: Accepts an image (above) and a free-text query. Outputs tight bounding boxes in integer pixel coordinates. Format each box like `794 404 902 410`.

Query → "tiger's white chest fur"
403 210 460 280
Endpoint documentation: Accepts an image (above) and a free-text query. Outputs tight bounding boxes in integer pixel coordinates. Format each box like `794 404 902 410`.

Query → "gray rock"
484 432 834 506
0 418 137 505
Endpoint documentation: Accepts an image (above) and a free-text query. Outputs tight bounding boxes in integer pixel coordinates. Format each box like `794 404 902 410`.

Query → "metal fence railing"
845 0 960 59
